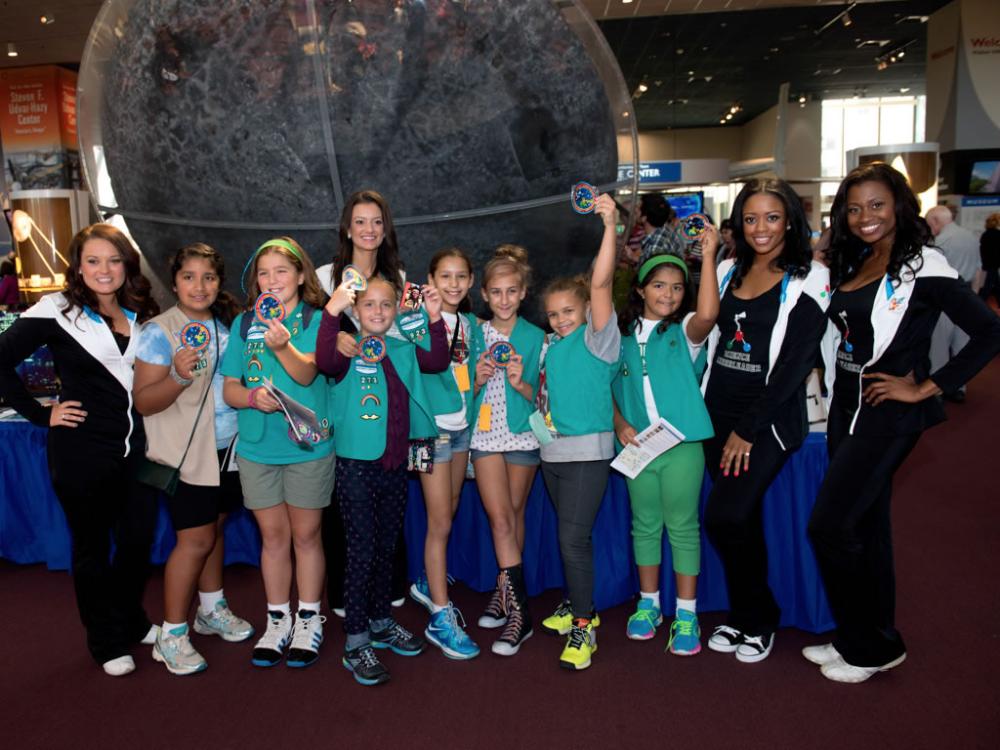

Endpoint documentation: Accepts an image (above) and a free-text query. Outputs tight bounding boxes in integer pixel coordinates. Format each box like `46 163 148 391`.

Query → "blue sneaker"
426 604 480 660
626 598 663 641
409 575 432 612
667 609 701 656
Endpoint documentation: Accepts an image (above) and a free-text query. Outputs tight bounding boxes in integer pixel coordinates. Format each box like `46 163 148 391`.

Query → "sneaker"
152 626 208 676
478 586 507 629
626 598 663 641
802 642 841 666
735 632 775 663
371 620 426 656
332 607 346 619
193 599 255 643
391 597 406 608
410 575 433 612
820 653 906 684
251 611 292 667
426 604 480 660
667 609 701 656
559 619 597 671
541 600 602 636
707 625 744 653
286 610 325 668
343 645 391 686
102 655 135 677
140 624 160 645
491 605 532 656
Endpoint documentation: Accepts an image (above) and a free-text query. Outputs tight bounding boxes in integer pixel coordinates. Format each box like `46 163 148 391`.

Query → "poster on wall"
0 66 79 190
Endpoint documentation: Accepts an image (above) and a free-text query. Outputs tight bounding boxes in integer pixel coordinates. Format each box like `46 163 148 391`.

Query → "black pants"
541 459 611 618
335 458 408 636
49 448 157 665
807 404 919 667
980 269 1000 305
704 414 791 637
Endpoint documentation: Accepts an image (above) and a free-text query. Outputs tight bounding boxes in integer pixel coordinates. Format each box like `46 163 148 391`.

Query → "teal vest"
545 325 618 435
422 312 479 425
333 335 438 460
613 320 714 442
471 317 544 434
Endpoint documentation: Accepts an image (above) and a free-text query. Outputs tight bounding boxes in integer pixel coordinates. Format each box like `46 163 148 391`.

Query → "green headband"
254 238 303 261
638 254 689 283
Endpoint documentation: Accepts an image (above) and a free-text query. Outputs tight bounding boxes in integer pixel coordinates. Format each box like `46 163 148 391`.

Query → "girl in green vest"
317 276 450 686
612 227 720 656
410 247 481 660
536 194 620 671
220 238 334 670
470 244 545 656
134 243 252 675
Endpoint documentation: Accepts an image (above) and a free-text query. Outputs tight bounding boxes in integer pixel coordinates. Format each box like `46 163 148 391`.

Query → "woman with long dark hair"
0 223 160 676
702 178 831 663
805 162 1000 683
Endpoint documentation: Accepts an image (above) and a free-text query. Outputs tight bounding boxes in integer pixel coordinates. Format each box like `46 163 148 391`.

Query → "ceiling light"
676 48 684 55
841 12 852 28
798 95 807 104
637 82 649 93
6 43 17 58
622 0 633 4
725 113 733 120
730 105 738 114
687 76 696 83
897 50 905 59
720 119 726 124
900 87 910 93
704 75 713 83
877 60 888 71
40 12 55 25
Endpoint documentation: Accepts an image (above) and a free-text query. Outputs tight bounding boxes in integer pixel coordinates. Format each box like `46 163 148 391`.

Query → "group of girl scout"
3 162 998 687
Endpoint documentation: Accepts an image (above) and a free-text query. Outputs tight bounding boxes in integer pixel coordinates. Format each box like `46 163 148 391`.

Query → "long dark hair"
728 178 812 289
428 246 473 314
826 162 929 288
618 259 694 336
169 242 240 327
332 190 404 297
62 223 159 324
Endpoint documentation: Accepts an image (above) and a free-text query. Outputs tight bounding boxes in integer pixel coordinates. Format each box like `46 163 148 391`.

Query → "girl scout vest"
545 324 618 435
471 317 545 434
422 312 479 424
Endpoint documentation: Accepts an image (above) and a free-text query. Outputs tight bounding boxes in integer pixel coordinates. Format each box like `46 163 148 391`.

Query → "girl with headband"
612 225 720 656
220 237 334 669
701 179 830 663
133 243 252 675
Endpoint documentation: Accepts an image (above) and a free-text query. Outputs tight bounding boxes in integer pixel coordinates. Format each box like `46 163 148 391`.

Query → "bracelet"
169 365 194 387
247 387 260 409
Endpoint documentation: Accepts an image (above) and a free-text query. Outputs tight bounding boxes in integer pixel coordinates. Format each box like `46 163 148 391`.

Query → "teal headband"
638 254 689 283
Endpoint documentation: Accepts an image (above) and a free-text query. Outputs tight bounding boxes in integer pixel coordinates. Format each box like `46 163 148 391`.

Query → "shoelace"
355 647 380 670
292 615 326 647
500 606 524 643
260 616 289 648
552 600 572 618
743 634 766 650
445 606 472 644
566 625 588 650
714 625 740 639
673 618 695 636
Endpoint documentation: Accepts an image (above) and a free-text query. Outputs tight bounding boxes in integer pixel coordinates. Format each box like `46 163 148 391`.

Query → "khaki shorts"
238 453 335 510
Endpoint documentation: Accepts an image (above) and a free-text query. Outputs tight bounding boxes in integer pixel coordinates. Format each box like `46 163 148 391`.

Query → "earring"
347 232 352 240
786 224 791 231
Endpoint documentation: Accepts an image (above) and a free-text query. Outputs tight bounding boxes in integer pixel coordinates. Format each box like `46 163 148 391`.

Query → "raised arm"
590 194 618 333
685 225 721 344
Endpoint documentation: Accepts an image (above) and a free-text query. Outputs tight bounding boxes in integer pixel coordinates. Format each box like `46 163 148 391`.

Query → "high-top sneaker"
491 565 532 656
477 573 508 629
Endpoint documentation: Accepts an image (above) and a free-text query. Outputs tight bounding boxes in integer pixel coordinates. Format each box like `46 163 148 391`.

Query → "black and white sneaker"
478 586 507 629
491 605 533 656
343 645 390 686
707 625 744 653
735 632 775 663
370 621 426 656
251 611 292 667
286 610 325 668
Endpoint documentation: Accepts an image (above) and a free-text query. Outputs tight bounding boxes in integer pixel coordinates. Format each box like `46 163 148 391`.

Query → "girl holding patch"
317 276 450 686
220 237 334 669
470 244 546 657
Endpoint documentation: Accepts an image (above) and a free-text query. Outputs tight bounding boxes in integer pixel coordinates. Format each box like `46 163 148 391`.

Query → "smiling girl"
221 238 334 669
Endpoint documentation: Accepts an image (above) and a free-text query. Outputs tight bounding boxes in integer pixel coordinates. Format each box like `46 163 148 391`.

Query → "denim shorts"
470 448 541 467
433 427 472 464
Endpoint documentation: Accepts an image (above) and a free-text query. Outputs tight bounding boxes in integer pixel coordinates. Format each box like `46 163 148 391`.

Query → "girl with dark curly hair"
701 178 831 664
804 162 1000 683
0 223 160 677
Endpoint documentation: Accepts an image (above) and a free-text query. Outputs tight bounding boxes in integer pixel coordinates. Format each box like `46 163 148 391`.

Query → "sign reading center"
617 161 683 185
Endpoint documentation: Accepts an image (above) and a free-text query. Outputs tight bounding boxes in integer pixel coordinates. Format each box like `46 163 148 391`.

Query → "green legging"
625 441 704 575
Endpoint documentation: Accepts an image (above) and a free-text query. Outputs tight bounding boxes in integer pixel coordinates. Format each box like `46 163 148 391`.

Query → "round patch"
343 264 368 291
255 292 285 323
682 213 710 239
359 335 387 363
179 321 210 351
489 341 515 367
570 181 598 214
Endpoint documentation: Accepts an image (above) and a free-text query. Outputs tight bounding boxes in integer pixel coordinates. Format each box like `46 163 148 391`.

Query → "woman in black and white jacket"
807 162 1000 684
0 223 161 677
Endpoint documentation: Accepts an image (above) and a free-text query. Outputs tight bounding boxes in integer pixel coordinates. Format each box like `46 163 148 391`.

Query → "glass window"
821 96 926 180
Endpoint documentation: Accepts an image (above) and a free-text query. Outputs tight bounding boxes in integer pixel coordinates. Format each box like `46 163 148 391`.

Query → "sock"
371 617 394 633
345 631 369 651
640 590 661 610
198 589 224 616
162 620 187 636
267 601 291 617
298 599 321 615
677 597 697 614
430 601 446 614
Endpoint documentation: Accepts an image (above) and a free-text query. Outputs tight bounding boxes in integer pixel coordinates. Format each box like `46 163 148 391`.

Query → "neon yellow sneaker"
542 599 601 636
559 619 597 671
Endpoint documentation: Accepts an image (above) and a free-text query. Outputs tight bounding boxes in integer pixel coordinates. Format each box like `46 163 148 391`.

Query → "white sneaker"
821 653 906 684
707 625 744 653
193 600 255 642
102 655 135 677
152 628 208 675
802 642 841 666
287 611 326 668
735 632 774 663
332 607 346 619
251 611 293 668
140 624 160 645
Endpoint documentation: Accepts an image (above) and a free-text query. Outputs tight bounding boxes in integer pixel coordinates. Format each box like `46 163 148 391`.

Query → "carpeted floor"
3 360 998 750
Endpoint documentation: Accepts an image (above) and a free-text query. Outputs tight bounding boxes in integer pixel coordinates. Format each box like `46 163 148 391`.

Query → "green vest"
613 320 714 442
333 335 438 460
421 312 479 425
471 317 545 434
545 325 618 435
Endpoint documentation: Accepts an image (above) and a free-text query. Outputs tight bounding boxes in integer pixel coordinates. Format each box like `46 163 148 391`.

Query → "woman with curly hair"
804 163 1000 683
701 178 831 663
0 223 160 676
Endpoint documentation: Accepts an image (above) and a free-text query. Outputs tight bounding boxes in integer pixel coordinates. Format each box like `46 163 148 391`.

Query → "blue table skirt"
0 421 833 633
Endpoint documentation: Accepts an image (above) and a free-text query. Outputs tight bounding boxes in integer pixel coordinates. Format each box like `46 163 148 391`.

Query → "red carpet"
3 360 999 750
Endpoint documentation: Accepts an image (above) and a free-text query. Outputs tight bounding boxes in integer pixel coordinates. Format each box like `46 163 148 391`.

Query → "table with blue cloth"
0 420 833 633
